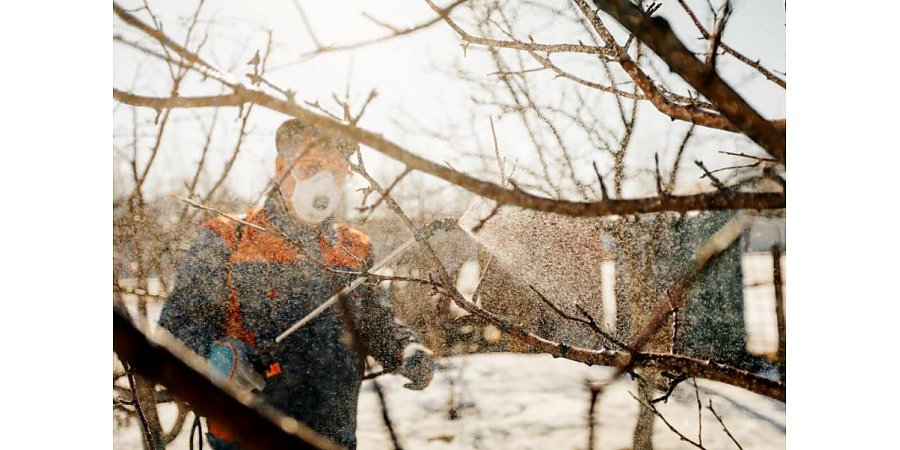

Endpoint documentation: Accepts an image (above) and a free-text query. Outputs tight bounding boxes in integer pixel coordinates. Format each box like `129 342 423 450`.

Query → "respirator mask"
288 160 347 224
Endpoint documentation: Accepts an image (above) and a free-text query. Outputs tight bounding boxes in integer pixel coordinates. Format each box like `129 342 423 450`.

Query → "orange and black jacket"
158 193 420 449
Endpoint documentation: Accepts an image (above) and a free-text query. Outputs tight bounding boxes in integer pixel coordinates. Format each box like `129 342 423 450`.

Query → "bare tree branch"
693 378 704 446
676 0 785 88
373 380 404 450
292 0 324 48
704 1 732 70
630 391 706 449
528 51 648 100
718 150 777 163
114 310 340 450
358 167 412 216
586 381 604 450
424 0 616 58
592 161 609 201
115 89 785 218
695 160 727 191
708 399 744 450
286 0 469 63
577 0 786 163
530 284 629 351
666 123 695 193
114 3 238 89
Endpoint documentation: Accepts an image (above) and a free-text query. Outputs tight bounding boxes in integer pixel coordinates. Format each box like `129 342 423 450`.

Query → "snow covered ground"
114 353 784 450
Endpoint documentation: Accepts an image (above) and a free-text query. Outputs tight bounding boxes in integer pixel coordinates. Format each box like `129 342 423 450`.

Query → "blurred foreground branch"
113 310 340 450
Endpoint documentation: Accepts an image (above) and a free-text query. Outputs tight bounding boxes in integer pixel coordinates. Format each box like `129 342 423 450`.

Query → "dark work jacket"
158 194 419 449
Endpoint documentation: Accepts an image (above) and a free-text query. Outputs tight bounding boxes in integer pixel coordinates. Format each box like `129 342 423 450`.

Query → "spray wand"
249 217 459 376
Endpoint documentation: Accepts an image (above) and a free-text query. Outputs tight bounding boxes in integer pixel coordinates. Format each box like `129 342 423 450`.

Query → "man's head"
274 119 356 225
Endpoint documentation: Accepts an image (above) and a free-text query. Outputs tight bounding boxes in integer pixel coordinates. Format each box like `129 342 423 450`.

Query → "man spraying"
158 118 434 449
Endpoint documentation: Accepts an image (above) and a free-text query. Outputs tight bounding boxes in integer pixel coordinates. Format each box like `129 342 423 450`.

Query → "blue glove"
207 338 265 393
398 343 434 390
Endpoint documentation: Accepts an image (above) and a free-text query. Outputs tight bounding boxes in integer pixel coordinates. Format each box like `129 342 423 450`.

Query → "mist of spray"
458 199 608 315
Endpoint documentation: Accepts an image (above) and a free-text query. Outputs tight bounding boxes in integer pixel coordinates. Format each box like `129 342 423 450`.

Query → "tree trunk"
632 378 655 450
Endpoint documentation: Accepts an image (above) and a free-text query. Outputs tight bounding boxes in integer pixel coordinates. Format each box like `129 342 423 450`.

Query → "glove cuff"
401 343 433 361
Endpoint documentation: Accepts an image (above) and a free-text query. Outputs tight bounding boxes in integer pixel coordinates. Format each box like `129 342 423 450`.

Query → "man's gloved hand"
207 338 266 394
397 343 434 390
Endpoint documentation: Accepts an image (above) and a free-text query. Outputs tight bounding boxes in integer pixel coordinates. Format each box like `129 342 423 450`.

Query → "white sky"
113 0 785 209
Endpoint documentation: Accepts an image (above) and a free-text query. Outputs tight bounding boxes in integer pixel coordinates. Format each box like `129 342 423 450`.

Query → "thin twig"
174 195 266 231
304 100 344 121
203 102 253 202
592 161 609 201
373 380 404 450
528 52 646 100
704 1 732 69
358 168 412 215
484 45 561 197
667 124 695 193
694 160 727 191
114 3 239 89
630 392 705 449
650 373 687 404
424 0 616 58
281 0 469 65
574 303 630 351
182 106 220 220
348 152 458 319
489 117 507 185
470 203 501 234
705 161 764 177
351 89 379 126
487 66 547 77
675 0 785 88
693 378 703 446
529 284 629 351
655 153 665 195
708 399 744 450
292 0 323 48
586 380 604 450
718 151 777 163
